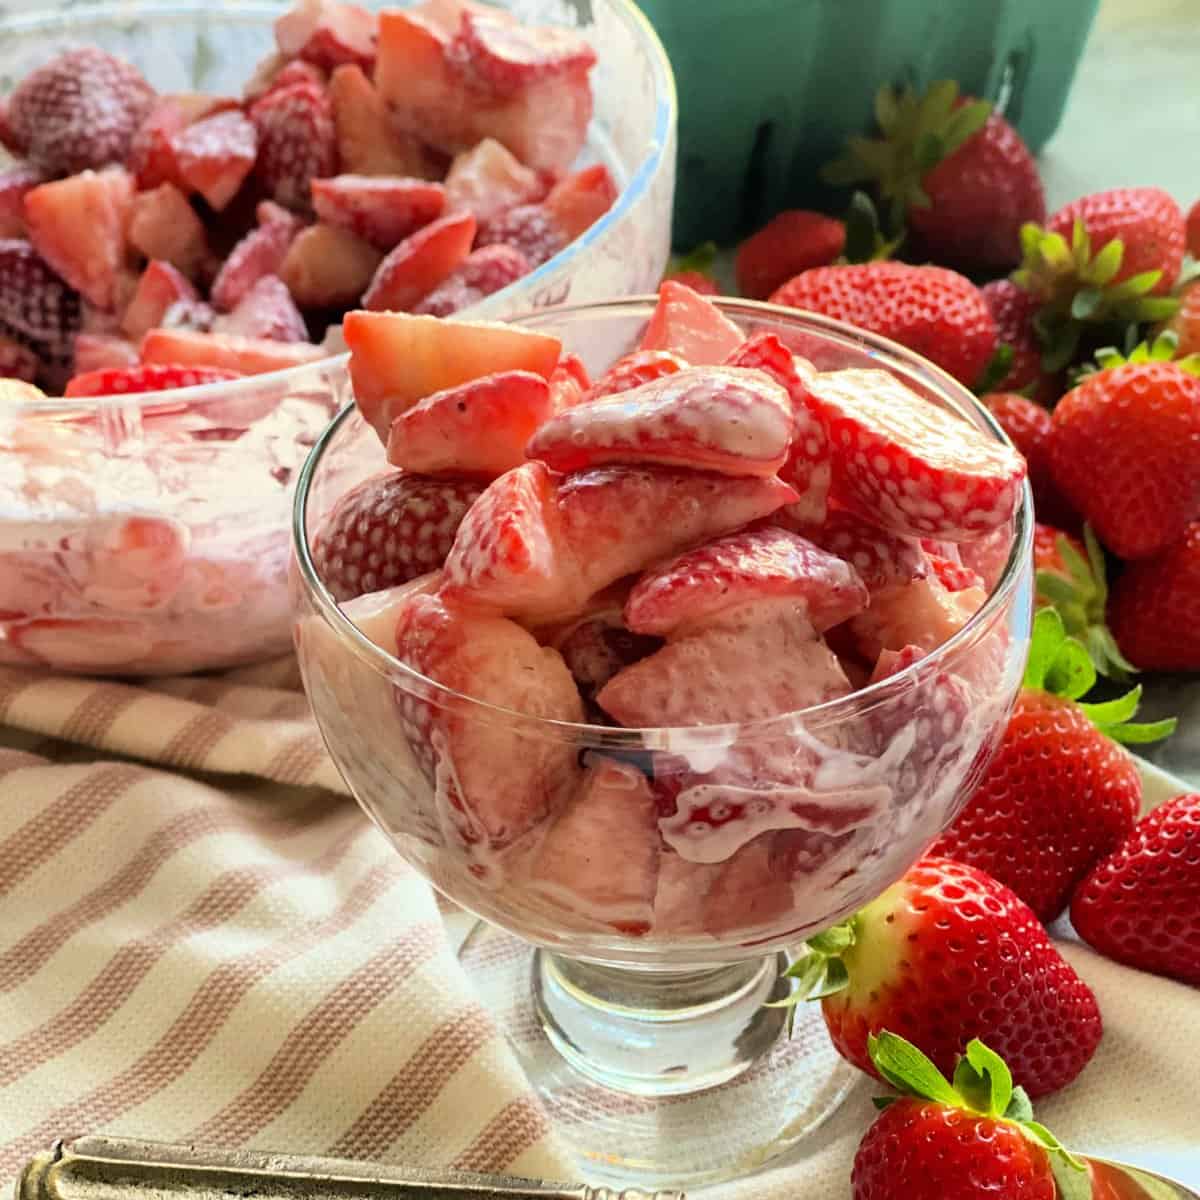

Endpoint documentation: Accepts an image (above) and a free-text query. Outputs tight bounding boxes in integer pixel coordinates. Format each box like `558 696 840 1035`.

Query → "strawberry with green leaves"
931 609 1173 922
852 1033 1090 1200
985 393 1077 527
823 79 1044 272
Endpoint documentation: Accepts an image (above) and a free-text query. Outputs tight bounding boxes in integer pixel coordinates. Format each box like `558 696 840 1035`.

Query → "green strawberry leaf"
952 1039 1013 1117
1004 1086 1034 1123
1024 608 1068 692
1044 636 1095 700
1078 685 1142 727
667 241 718 277
1070 288 1104 321
975 343 1014 395
1049 1151 1093 1200
1106 717 1178 746
1078 684 1178 744
868 1032 962 1107
942 99 991 155
808 924 856 956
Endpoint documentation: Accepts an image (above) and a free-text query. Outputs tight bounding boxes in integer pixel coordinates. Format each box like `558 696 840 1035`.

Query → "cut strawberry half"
625 526 868 638
310 469 483 601
0 166 43 238
247 57 328 105
274 0 379 71
170 110 258 211
638 280 744 365
210 209 304 312
249 79 337 211
64 362 242 398
213 274 308 343
806 368 1026 540
527 365 794 477
23 168 134 311
72 332 139 374
127 184 209 278
386 368 552 477
584 349 687 401
789 509 928 595
548 352 589 411
343 309 561 440
443 136 544 222
278 221 382 307
411 243 530 316
327 63 438 179
121 261 199 341
447 7 597 95
140 328 324 374
361 210 477 311
543 163 617 240
849 571 986 663
475 202 566 268
311 175 446 249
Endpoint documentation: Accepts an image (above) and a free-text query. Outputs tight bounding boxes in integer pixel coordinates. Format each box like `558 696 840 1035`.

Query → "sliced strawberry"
213 274 307 342
361 210 476 311
850 572 987 663
140 328 323 374
806 368 1026 540
249 79 336 211
392 589 583 849
529 757 659 934
584 349 686 401
327 63 438 179
0 166 44 239
7 48 155 176
386 369 551 477
927 553 984 592
726 332 831 525
127 97 189 189
548 352 589 412
638 280 744 365
474 202 566 267
246 57 329 105
625 526 868 638
274 221 380 309
411 243 530 316
792 509 928 595
275 0 378 71
121 261 199 341
0 333 39 382
23 168 134 311
310 174 446 249
170 110 257 211
210 210 304 312
127 185 208 280
72 332 139 374
442 461 797 622
0 240 82 367
527 365 794 477
442 136 543 222
543 163 616 240
310 469 483 600
700 837 796 938
447 7 596 95
343 309 561 440
65 361 242 398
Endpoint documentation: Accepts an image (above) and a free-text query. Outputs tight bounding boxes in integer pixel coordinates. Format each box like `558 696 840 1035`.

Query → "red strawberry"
247 58 328 105
443 136 544 223
979 279 1057 400
311 175 446 249
441 461 796 623
361 211 476 311
804 367 1026 539
584 349 686 401
528 365 794 478
249 79 336 211
0 238 82 353
542 163 616 240
274 0 378 72
660 270 718 295
125 93 236 189
1071 793 1200 987
930 609 1170 922
0 333 38 382
735 210 846 300
72 332 138 374
771 262 998 389
850 1033 1084 1200
327 64 438 179
624 525 867 638
121 261 198 341
984 391 1076 528
1050 357 1200 560
279 221 382 307
23 168 134 311
1187 198 1200 260
65 361 241 398
474 204 564 267
343 309 561 440
214 274 307 343
211 209 304 311
547 352 589 412
311 469 484 601
139 328 323 374
170 110 258 211
1108 521 1200 671
638 280 744 365
6 48 155 176
925 553 982 592
127 184 209 278
411 243 530 316
0 166 43 239
1164 278 1200 358
786 855 1103 1096
793 509 927 594
386 369 553 478
1046 187 1186 296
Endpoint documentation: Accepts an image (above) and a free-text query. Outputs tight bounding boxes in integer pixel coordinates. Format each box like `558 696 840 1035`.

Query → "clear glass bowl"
291 298 1034 1186
0 0 675 676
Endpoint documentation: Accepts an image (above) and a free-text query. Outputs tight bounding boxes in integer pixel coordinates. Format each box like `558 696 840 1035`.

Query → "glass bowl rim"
291 294 1034 743
1 0 677 414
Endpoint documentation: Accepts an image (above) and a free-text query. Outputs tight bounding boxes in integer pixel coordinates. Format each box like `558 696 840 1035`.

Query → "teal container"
639 0 1101 249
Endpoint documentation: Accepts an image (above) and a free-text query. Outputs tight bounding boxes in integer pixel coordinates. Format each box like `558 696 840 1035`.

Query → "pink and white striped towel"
0 659 1197 1198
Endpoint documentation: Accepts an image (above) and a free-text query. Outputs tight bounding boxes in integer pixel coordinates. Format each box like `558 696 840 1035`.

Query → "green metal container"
639 0 1101 249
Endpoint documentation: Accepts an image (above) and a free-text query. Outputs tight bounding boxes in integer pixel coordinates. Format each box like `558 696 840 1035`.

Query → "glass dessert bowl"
0 0 674 676
291 297 1034 1186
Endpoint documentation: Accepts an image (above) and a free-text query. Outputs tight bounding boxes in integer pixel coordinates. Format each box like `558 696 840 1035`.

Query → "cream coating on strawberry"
526 365 794 477
792 509 928 594
310 174 447 249
361 210 477 311
210 208 304 312
213 274 308 343
274 0 379 72
850 573 986 663
583 349 687 402
170 110 258 211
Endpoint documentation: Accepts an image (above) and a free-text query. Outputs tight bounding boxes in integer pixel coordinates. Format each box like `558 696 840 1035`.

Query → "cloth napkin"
0 659 1197 1198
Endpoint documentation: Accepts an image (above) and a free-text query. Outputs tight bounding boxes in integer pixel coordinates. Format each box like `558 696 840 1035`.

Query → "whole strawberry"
770 261 997 388
985 393 1076 528
1187 197 1200 260
979 280 1060 402
852 1032 1087 1200
1049 348 1200 560
782 853 1103 1097
931 610 1171 922
1164 278 1200 357
735 209 845 300
823 80 1044 272
1108 521 1200 671
1071 793 1200 987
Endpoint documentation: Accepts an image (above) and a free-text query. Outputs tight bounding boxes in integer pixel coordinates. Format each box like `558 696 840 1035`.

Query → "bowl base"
458 921 856 1190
